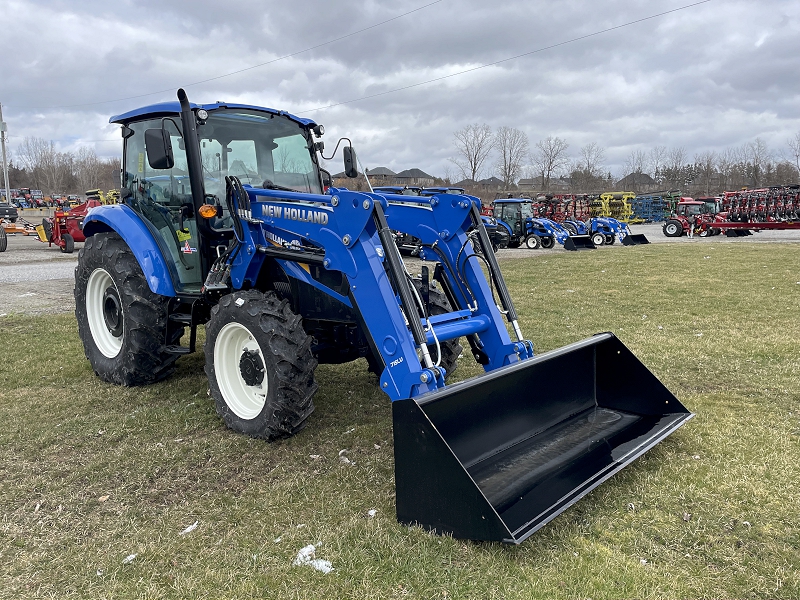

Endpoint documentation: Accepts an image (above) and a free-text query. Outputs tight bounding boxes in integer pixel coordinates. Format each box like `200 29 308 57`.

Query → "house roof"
478 176 503 185
396 168 434 179
616 172 656 187
366 166 396 176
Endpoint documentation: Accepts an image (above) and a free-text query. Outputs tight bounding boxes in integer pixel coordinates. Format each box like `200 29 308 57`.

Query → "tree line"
448 125 800 194
4 137 120 194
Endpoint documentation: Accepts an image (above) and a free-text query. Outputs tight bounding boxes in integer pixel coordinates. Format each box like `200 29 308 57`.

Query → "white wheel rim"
86 268 123 358
214 322 269 420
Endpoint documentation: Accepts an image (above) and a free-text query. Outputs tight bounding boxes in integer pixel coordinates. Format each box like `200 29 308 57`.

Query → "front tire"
524 234 541 249
205 290 318 440
540 236 555 249
604 234 615 245
75 233 182 386
591 232 606 246
0 228 6 252
663 220 682 237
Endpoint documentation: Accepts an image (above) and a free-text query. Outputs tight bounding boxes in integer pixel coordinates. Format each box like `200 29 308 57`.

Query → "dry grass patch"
1 242 799 598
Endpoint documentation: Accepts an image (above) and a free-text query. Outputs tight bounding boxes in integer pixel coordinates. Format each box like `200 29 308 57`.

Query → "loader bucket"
393 332 692 543
563 235 595 251
621 233 650 245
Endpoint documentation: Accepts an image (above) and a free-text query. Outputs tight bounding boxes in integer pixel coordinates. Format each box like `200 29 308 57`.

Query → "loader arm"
229 187 531 401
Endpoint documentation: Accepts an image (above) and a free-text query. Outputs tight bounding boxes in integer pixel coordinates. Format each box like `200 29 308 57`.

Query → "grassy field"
1 242 799 599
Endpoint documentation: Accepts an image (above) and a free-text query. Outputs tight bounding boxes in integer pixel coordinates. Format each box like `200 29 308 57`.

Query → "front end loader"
74 89 691 543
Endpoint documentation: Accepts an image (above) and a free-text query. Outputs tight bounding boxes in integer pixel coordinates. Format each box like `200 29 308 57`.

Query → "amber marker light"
198 204 218 219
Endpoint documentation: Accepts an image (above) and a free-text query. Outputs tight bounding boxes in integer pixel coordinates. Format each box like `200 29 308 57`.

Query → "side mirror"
343 146 358 178
145 128 175 170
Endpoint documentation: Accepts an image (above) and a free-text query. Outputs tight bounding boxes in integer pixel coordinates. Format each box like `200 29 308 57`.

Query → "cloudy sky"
1 0 798 179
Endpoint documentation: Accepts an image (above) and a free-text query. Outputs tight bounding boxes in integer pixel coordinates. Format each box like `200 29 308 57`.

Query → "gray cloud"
1 0 798 180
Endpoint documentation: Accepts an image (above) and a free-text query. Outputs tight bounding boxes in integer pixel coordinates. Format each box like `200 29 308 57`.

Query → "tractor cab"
112 101 325 293
492 198 534 245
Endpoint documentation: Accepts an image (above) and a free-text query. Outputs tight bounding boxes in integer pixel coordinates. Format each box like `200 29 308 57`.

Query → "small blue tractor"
492 197 595 250
563 216 650 246
74 89 690 543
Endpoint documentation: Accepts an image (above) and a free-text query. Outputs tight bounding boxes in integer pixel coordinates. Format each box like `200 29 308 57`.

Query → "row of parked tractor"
2 188 120 211
0 195 103 253
374 186 650 254
661 185 800 238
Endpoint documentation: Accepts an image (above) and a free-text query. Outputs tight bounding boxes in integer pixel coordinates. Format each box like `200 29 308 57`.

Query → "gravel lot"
2 221 799 317
0 235 78 316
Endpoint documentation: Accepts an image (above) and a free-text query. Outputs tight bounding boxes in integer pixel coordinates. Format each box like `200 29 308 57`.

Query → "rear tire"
0 227 7 252
524 234 541 249
205 290 318 440
75 232 183 386
60 233 75 253
591 232 605 246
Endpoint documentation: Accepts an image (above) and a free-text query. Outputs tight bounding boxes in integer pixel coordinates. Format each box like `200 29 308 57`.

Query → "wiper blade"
262 179 296 192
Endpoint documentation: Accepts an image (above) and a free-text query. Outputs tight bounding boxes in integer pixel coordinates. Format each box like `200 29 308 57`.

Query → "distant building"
476 176 504 191
615 172 658 193
516 176 570 192
394 168 435 187
364 166 396 183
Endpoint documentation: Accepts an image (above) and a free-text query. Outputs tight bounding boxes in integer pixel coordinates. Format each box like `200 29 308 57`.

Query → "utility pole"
0 103 10 204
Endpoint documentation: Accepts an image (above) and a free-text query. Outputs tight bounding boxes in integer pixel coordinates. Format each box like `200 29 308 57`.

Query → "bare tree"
787 132 800 175
567 143 605 192
532 136 569 191
494 126 529 187
667 147 687 171
742 138 772 187
74 147 104 191
694 150 717 195
623 149 646 190
648 145 667 180
717 147 739 190
579 142 605 177
449 124 495 182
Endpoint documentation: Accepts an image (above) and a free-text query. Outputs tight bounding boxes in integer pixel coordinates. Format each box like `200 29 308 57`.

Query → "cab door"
122 119 203 293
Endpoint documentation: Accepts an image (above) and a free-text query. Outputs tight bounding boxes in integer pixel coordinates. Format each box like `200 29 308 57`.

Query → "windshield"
521 203 534 219
680 204 702 215
198 108 322 201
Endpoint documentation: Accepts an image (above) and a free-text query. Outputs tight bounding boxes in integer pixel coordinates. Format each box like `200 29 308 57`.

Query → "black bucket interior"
622 233 650 245
393 333 692 543
563 235 595 251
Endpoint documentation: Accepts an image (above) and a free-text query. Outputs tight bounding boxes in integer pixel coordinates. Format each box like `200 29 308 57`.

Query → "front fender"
83 204 176 297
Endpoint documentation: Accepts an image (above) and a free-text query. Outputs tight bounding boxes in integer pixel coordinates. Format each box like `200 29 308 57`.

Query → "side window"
272 135 312 189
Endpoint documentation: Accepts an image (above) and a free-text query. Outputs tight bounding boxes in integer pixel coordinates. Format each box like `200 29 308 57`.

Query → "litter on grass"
122 554 137 565
293 544 333 574
179 521 199 536
367 509 377 518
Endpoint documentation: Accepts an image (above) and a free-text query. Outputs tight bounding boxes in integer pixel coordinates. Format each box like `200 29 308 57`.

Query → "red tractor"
662 197 724 237
36 198 102 253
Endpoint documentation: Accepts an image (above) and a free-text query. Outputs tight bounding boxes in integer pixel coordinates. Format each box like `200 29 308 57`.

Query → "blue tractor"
492 198 595 250
74 89 690 543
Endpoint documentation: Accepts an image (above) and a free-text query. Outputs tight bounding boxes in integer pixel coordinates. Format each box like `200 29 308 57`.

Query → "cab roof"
109 101 317 128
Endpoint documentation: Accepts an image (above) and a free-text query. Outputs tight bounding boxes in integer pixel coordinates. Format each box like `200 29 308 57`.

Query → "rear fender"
82 204 176 297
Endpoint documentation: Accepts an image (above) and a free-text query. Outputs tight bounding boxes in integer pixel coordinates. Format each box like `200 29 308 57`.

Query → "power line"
25 0 444 111
298 0 712 114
